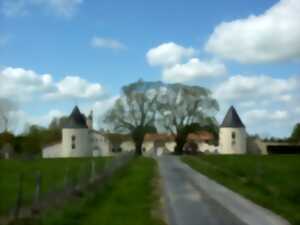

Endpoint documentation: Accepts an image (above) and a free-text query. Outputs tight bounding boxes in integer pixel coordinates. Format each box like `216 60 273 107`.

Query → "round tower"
62 106 91 157
219 106 247 154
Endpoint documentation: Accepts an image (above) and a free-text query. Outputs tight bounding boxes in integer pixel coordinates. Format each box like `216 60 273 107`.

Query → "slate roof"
221 106 245 128
63 106 88 129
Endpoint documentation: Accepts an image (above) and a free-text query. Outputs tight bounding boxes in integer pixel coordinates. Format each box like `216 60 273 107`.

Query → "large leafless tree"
104 80 218 155
154 83 219 154
104 80 157 155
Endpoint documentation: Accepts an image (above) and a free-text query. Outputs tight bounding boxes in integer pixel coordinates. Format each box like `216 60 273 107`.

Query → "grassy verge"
39 157 166 225
182 155 300 225
0 157 110 215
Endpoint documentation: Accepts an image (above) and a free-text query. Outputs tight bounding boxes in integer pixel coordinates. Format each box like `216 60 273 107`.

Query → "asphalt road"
158 156 245 225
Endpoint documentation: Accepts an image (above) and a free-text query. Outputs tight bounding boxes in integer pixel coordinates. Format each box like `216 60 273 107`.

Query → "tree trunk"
175 134 187 155
134 140 143 156
174 136 185 155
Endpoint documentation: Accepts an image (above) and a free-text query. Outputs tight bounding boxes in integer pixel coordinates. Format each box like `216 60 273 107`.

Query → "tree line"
0 116 68 156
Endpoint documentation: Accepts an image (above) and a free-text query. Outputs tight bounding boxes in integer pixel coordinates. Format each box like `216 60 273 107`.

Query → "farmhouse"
43 106 110 158
43 105 279 158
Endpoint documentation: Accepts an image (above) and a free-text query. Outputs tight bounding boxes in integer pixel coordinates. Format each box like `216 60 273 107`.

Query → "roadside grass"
0 157 110 215
39 157 165 225
182 155 300 225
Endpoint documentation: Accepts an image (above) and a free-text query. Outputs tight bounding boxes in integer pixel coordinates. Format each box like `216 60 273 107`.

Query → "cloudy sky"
0 0 299 137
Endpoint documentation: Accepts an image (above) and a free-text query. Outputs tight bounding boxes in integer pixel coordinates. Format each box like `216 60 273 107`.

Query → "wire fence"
0 153 134 225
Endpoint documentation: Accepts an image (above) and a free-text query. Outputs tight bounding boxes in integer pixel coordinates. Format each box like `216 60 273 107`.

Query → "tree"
105 80 219 155
154 82 219 154
289 123 300 143
104 80 157 155
48 116 69 130
0 98 18 132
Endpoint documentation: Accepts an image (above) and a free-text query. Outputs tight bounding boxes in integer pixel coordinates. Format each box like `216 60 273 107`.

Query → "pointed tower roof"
221 106 245 128
63 106 87 129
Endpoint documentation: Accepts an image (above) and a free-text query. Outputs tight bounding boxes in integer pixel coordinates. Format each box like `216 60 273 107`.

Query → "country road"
157 156 290 225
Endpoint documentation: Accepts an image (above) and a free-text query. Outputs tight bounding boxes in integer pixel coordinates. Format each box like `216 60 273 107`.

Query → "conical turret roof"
63 106 87 129
221 106 245 128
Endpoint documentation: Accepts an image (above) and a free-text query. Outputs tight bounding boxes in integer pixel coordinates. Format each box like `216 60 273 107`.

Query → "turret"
62 106 91 157
219 106 247 154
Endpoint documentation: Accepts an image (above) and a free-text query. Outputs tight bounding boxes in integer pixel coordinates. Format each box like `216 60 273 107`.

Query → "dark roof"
221 106 245 128
63 106 88 129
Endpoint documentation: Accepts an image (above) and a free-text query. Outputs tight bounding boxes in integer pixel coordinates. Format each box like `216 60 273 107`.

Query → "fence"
0 153 133 225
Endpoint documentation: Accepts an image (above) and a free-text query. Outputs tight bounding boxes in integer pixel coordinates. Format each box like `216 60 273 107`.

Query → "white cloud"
0 67 54 101
205 0 300 63
29 109 65 126
214 75 297 102
11 109 66 133
46 76 104 100
91 37 126 50
162 58 226 82
0 67 105 102
147 42 226 82
1 0 83 17
146 42 196 66
215 74 300 137
244 109 288 123
92 96 118 127
44 0 83 17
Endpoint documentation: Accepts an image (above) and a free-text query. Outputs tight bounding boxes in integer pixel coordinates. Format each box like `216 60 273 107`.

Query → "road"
157 156 290 225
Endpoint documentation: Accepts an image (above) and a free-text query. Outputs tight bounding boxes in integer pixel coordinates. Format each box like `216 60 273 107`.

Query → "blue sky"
0 0 299 137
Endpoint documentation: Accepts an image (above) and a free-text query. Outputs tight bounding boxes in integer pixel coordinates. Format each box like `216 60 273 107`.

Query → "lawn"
182 155 300 225
0 157 110 216
40 157 165 225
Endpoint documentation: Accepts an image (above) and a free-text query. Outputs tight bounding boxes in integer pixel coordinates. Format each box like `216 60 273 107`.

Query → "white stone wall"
62 128 91 157
92 132 111 156
198 143 219 154
142 141 175 156
121 141 135 152
42 143 62 158
165 142 176 152
142 141 154 152
219 128 247 154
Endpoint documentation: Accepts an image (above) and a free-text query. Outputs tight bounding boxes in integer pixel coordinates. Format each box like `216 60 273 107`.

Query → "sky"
0 0 299 137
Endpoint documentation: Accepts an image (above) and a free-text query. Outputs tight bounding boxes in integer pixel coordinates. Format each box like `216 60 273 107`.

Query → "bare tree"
0 98 17 132
104 80 218 155
155 83 219 154
104 80 157 155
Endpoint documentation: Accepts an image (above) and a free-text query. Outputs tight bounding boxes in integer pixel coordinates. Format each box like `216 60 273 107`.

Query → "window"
232 132 236 145
232 132 236 139
71 135 76 149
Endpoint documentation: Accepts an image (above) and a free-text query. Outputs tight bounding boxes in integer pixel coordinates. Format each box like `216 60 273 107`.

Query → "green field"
40 157 165 225
0 157 110 215
182 155 300 225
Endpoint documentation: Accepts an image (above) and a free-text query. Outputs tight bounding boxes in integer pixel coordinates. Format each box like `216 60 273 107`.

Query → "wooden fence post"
34 171 42 203
13 173 24 220
32 171 42 215
90 160 96 182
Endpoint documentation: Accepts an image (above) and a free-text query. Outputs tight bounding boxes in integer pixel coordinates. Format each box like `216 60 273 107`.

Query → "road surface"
157 156 290 225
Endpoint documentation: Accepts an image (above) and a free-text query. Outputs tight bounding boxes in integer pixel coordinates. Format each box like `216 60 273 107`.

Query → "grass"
182 155 300 225
39 157 165 225
0 157 110 215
